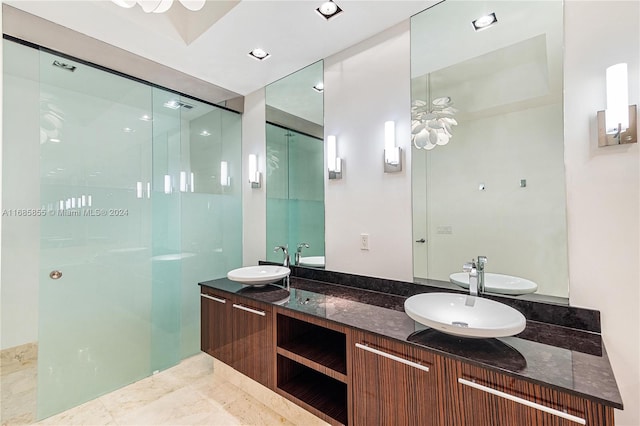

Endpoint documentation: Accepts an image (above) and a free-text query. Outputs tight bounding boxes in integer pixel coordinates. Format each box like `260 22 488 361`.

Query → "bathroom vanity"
199 271 622 426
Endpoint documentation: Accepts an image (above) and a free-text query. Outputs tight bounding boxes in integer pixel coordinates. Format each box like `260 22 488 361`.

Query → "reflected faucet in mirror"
295 242 309 266
463 256 487 296
274 246 290 267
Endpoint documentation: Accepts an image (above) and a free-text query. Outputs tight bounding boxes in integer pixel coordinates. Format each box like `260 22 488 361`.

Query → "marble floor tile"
6 352 329 426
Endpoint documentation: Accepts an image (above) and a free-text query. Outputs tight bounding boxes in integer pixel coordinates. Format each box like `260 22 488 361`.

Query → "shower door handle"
415 238 426 243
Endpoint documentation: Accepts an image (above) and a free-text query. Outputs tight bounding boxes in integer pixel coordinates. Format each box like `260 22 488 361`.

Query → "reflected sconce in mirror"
598 63 637 147
327 135 343 179
384 120 402 173
221 161 231 187
248 154 261 188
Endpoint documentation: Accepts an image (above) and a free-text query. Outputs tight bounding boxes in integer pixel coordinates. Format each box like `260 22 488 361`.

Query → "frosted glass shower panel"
36 49 154 419
266 124 325 262
178 98 243 358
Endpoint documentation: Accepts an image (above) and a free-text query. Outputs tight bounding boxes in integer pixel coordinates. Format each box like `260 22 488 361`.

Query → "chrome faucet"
274 245 290 268
463 256 487 296
463 261 479 296
294 242 309 266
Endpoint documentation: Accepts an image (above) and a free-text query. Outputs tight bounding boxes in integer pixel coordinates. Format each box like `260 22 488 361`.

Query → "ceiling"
5 0 437 97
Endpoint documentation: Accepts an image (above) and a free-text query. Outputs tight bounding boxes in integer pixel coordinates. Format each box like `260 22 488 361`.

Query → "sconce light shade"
598 63 637 147
249 154 261 188
220 161 230 187
384 120 402 173
327 135 343 179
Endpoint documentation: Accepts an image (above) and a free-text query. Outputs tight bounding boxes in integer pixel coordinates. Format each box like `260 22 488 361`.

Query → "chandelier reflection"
411 74 458 150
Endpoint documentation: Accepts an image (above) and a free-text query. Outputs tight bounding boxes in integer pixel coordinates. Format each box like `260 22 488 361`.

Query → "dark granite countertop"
199 276 623 410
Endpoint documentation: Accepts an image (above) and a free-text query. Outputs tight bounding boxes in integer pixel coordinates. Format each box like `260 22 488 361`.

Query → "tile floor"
2 351 328 426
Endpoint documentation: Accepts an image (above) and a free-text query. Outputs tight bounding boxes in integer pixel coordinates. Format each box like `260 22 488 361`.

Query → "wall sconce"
220 161 231 187
384 120 402 173
327 135 343 179
597 63 637 147
248 154 261 188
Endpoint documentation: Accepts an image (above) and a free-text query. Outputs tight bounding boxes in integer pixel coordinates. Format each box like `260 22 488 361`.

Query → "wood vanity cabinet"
445 358 614 426
200 287 274 388
351 330 446 426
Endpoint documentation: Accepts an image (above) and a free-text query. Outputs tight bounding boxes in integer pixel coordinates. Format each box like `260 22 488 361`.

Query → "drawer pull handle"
232 304 266 316
457 378 586 425
355 343 429 372
201 294 226 304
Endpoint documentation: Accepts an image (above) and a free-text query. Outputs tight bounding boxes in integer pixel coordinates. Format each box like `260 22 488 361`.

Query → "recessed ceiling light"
139 114 153 121
472 13 497 31
316 1 342 20
200 130 211 136
313 82 324 93
249 48 270 61
123 127 136 133
49 138 61 143
164 100 181 110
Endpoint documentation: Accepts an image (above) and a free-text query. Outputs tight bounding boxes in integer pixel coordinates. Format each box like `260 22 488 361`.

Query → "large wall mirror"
411 1 569 300
265 61 325 267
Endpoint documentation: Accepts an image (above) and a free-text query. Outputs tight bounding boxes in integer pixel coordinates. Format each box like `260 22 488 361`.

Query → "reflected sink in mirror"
299 256 325 268
449 272 538 296
227 265 290 286
404 293 526 338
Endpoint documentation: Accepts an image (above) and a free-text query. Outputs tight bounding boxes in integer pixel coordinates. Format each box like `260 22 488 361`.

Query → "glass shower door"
36 50 155 419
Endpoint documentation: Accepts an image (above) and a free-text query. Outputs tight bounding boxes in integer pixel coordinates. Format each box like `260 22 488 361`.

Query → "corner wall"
564 1 639 424
323 21 414 282
242 88 267 266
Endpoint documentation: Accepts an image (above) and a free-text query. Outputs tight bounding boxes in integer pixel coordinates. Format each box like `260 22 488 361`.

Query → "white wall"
323 21 413 282
564 1 639 424
242 88 267 266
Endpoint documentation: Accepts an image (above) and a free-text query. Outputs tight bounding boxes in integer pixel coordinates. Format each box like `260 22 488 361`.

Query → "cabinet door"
200 290 233 365
351 330 443 426
231 300 274 388
448 359 614 426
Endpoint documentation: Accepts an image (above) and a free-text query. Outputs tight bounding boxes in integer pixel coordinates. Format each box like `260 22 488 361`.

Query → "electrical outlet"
360 233 369 250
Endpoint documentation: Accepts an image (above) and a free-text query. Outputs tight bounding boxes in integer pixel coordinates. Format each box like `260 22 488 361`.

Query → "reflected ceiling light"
316 1 343 20
111 0 205 13
123 127 136 133
49 138 61 143
313 82 324 93
472 12 497 31
199 130 211 136
139 114 152 122
163 99 195 110
249 48 271 61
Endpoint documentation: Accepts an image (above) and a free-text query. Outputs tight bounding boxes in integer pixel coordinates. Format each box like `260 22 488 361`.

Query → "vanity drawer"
448 359 614 426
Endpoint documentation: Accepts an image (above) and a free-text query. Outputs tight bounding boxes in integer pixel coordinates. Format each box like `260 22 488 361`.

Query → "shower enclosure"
1 39 242 420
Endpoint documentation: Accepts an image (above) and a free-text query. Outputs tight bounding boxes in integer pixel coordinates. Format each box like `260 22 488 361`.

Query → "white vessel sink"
404 293 526 338
299 256 325 267
449 272 538 295
227 265 290 286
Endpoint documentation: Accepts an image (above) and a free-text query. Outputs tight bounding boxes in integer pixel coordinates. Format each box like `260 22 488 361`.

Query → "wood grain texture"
231 299 274 389
200 290 233 364
351 329 443 426
448 358 615 426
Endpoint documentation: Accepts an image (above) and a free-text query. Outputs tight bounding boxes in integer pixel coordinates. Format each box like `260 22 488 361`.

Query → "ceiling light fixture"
313 82 324 93
123 127 136 133
249 48 270 61
110 0 205 13
316 1 343 20
200 130 211 137
472 13 498 31
139 114 152 121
